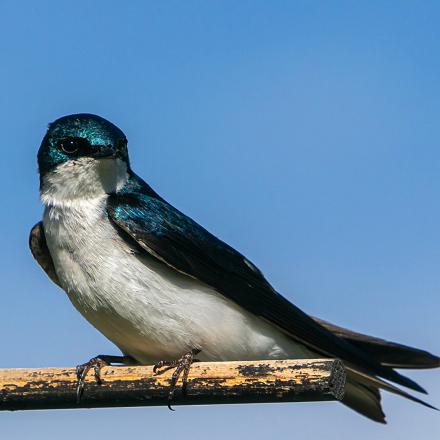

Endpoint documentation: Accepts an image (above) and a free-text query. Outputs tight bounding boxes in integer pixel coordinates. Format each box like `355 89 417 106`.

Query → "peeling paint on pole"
0 359 345 411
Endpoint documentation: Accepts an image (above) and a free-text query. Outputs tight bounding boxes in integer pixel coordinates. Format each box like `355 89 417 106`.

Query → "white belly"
43 196 314 363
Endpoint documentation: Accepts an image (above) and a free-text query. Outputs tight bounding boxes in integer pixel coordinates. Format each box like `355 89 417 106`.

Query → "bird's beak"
94 144 116 159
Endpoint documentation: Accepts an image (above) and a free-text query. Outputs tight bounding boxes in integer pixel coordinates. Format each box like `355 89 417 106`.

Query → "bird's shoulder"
107 171 271 286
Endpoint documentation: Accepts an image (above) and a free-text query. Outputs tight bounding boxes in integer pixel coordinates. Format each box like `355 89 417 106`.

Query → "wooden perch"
0 359 345 411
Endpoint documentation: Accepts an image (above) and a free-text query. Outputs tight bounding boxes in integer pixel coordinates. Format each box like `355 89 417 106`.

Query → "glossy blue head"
38 113 129 177
38 114 131 200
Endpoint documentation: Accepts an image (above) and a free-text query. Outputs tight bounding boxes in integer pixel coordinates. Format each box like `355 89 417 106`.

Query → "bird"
30 113 439 422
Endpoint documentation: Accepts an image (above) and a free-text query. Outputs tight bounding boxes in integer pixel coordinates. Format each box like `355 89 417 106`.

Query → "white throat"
40 157 128 207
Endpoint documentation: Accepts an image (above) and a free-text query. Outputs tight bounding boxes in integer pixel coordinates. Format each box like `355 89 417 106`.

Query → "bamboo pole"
0 359 345 411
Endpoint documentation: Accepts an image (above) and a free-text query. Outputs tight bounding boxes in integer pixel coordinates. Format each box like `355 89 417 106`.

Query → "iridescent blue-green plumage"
107 173 429 395
31 113 439 423
38 113 128 178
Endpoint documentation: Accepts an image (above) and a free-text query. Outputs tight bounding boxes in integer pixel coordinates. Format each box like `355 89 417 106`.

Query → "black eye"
58 137 87 154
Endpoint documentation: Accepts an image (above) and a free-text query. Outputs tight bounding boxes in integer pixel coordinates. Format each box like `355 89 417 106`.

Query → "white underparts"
41 158 315 363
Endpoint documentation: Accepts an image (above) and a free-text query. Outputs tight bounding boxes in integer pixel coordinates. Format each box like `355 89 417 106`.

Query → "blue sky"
1 1 439 438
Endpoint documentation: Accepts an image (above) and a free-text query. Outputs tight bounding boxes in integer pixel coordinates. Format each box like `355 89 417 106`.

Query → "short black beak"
94 144 116 158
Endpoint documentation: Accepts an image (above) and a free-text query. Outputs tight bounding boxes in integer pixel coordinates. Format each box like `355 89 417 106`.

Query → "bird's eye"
58 137 84 154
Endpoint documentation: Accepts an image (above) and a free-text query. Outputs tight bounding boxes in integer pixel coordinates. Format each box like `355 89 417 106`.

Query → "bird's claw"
153 348 201 410
75 357 109 403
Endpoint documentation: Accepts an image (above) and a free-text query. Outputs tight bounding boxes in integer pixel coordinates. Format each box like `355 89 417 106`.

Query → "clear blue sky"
1 1 439 438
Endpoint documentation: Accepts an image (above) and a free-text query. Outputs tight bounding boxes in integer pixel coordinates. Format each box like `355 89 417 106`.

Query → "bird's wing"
106 189 423 392
29 221 62 288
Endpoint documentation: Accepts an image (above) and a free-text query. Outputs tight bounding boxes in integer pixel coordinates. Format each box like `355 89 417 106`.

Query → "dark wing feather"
106 186 424 393
29 222 61 287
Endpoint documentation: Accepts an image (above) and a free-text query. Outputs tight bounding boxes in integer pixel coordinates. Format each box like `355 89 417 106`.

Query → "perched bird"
30 113 438 422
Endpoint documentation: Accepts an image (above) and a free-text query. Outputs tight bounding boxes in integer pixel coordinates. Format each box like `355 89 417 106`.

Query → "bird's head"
38 113 130 203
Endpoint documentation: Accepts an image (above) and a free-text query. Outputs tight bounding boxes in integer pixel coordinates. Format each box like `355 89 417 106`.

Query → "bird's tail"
314 318 439 422
343 368 438 423
343 377 386 423
315 317 440 369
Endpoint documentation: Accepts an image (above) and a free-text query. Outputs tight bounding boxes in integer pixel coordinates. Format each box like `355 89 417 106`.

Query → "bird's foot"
153 349 201 410
75 354 134 403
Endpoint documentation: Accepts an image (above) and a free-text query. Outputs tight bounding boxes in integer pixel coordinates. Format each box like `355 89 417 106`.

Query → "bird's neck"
40 157 128 208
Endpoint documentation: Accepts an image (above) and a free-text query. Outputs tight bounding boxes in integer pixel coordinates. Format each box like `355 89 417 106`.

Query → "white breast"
41 160 314 363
